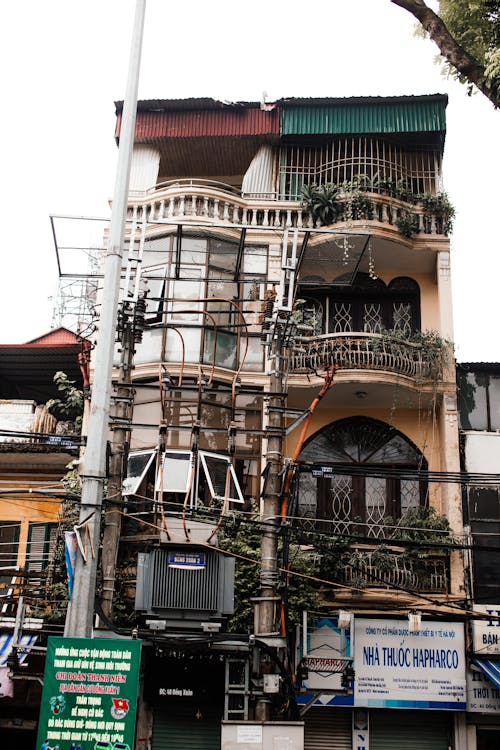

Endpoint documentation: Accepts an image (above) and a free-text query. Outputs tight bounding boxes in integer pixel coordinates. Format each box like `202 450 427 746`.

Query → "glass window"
168 267 204 323
489 376 500 430
181 236 207 265
199 451 244 504
299 274 420 336
123 450 157 495
457 371 489 430
156 451 192 493
298 417 427 537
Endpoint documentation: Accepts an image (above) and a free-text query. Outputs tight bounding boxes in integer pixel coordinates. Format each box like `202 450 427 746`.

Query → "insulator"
134 296 147 342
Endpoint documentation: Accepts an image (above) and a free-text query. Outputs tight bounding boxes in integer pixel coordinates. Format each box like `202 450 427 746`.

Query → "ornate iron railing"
288 332 440 381
343 549 449 593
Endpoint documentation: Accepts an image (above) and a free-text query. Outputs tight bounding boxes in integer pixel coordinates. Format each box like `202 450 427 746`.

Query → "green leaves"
301 182 340 225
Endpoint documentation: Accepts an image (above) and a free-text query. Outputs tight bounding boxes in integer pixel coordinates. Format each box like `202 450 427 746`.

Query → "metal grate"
278 137 441 200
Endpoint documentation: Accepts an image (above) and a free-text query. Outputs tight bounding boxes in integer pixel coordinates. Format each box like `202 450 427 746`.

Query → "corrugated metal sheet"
281 99 447 136
116 107 280 141
304 707 351 750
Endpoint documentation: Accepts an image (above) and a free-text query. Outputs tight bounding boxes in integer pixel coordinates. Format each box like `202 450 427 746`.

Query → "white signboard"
354 619 466 710
467 667 500 713
303 617 350 692
472 605 500 656
237 725 263 743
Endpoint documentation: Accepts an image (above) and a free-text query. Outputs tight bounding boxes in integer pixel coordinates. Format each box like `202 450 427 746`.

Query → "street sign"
36 637 141 750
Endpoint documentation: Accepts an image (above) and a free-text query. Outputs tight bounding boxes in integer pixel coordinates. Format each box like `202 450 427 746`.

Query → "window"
0 522 20 590
26 522 57 575
299 274 421 337
155 450 244 508
297 417 427 538
123 450 157 496
467 486 500 603
458 367 500 431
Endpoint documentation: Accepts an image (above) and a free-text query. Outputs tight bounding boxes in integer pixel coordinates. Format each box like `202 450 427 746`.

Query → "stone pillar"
437 250 464 596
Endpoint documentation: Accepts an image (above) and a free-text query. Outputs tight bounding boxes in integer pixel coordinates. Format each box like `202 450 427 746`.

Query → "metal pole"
64 0 147 637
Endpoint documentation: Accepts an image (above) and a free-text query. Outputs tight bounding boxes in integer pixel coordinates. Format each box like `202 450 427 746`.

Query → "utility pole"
64 0 147 638
255 323 286 721
100 299 145 620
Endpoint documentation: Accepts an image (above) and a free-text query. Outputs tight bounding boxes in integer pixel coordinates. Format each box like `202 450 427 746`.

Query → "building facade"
0 327 86 748
92 94 469 750
458 363 500 750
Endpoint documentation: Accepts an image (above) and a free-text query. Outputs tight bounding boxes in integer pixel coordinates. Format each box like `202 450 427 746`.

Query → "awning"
0 632 37 666
472 658 500 688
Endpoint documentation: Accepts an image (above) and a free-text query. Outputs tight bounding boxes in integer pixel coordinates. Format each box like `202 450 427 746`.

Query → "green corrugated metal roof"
280 96 447 136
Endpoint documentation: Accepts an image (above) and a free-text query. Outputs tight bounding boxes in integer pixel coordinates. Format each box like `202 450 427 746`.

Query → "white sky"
1 0 498 361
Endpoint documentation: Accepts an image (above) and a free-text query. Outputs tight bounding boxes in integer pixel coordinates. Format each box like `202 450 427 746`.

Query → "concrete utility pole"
64 0 147 638
255 333 285 721
100 302 139 620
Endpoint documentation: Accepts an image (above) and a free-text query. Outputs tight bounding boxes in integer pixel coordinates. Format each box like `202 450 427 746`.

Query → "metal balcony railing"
343 549 449 593
288 332 441 381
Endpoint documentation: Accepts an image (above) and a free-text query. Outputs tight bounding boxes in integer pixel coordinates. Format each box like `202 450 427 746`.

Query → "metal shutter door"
304 707 351 750
370 709 451 750
152 707 220 750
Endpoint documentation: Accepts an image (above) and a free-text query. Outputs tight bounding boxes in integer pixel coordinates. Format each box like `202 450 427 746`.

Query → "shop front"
145 650 225 750
298 617 466 750
467 606 500 750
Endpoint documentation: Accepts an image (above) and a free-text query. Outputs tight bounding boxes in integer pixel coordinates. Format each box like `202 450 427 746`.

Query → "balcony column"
437 250 464 596
129 144 160 192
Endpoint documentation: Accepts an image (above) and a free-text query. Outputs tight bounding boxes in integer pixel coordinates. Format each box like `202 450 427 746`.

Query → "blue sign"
168 551 206 569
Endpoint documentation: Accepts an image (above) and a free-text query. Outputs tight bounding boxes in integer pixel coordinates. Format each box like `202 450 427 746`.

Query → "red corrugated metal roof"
115 106 280 141
22 327 83 347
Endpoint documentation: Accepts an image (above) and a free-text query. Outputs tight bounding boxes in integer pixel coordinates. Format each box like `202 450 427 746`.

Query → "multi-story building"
98 94 467 750
0 327 85 749
457 363 500 750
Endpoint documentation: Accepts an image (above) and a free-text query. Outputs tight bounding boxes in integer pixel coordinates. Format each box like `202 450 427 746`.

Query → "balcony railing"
127 182 450 236
288 332 441 381
343 549 449 593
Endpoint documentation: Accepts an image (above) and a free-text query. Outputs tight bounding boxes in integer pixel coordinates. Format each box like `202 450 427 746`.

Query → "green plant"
46 371 84 431
371 328 453 380
419 192 456 235
301 183 340 225
339 180 375 221
218 513 319 632
395 211 420 238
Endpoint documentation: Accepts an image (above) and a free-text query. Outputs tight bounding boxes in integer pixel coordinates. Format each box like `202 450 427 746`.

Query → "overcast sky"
1 0 498 361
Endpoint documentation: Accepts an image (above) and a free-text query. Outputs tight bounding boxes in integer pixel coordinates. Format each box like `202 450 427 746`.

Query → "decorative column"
437 250 464 596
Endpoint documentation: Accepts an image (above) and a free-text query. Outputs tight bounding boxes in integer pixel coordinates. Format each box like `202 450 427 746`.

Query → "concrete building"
93 94 467 749
458 363 500 750
0 327 86 748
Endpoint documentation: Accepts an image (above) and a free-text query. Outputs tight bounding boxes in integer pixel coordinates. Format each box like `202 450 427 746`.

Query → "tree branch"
391 0 500 107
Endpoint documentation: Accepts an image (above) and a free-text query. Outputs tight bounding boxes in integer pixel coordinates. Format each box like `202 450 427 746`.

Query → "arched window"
297 417 428 538
299 273 421 337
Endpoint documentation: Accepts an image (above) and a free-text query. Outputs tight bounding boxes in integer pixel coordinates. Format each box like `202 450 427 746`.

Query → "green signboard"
36 636 141 750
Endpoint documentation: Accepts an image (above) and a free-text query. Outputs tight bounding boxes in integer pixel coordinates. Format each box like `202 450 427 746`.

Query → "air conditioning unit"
135 547 235 629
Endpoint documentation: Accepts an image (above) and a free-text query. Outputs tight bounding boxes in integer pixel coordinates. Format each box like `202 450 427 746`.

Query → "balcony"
288 332 444 382
343 548 449 593
126 180 451 237
0 401 79 450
